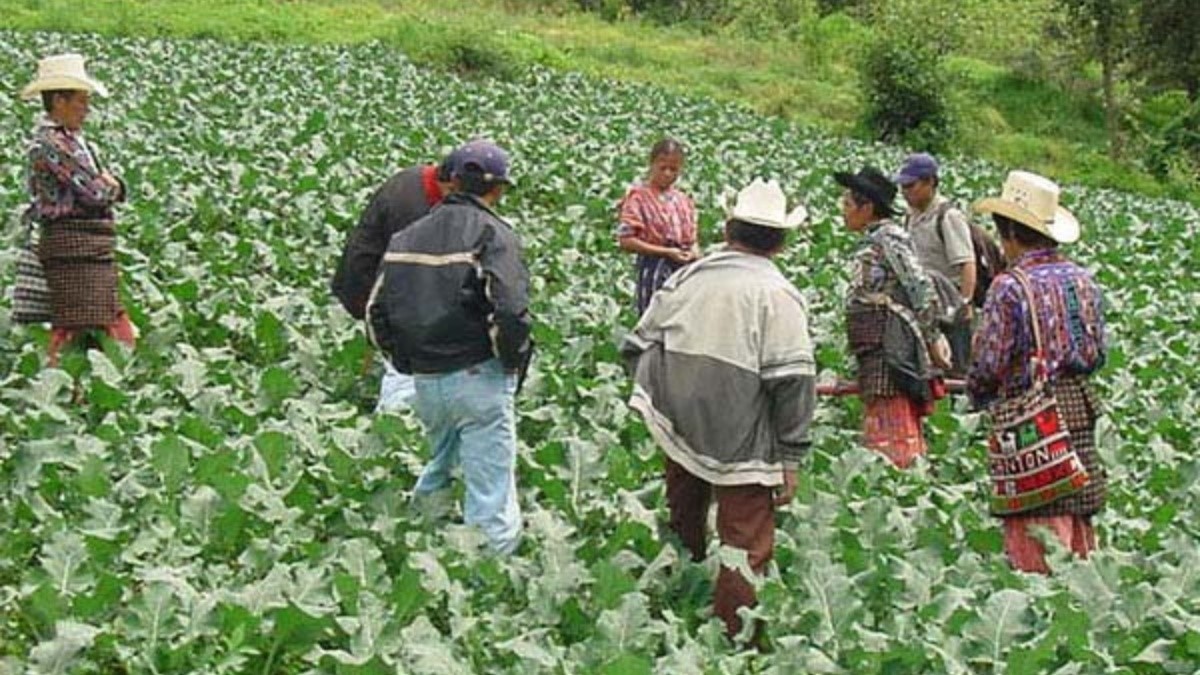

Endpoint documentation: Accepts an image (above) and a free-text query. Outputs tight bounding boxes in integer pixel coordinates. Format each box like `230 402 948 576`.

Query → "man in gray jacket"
622 178 815 643
367 140 531 554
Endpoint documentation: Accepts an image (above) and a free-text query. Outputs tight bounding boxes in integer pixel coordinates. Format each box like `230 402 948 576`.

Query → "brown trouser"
665 458 774 640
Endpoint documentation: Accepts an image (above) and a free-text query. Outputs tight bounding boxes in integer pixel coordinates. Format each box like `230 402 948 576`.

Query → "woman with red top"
20 54 135 367
616 138 699 315
969 170 1108 574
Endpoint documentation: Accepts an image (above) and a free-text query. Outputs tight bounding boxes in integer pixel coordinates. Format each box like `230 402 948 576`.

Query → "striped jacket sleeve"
480 226 532 371
760 288 817 466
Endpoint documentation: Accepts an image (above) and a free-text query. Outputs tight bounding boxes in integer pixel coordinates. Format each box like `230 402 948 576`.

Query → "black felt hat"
834 166 898 217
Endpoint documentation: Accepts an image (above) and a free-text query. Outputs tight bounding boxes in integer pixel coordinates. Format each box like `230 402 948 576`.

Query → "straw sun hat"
19 53 109 101
973 170 1080 244
722 178 808 230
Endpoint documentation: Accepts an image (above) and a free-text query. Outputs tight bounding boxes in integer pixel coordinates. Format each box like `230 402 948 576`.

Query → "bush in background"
857 1 963 152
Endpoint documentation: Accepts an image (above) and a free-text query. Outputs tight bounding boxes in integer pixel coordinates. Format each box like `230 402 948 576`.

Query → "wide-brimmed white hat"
973 170 1079 244
20 53 109 101
721 178 808 230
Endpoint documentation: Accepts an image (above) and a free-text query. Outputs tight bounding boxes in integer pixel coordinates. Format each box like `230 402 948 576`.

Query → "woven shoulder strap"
1008 267 1049 383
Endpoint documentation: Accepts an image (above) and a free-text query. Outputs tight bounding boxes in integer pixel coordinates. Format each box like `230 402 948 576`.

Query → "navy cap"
894 152 939 186
452 140 512 185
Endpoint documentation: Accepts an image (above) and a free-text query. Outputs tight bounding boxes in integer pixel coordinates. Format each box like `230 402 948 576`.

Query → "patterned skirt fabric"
635 254 684 316
848 306 899 399
1003 514 1096 574
1009 376 1107 518
855 352 900 400
39 220 120 328
862 395 927 468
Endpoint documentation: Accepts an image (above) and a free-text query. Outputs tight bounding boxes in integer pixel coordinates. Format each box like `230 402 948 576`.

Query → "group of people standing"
17 53 1109 646
613 140 1108 641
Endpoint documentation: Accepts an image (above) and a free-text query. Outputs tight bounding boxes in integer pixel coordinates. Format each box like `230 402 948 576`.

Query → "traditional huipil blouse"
26 117 125 328
968 249 1107 408
616 181 697 315
845 219 940 399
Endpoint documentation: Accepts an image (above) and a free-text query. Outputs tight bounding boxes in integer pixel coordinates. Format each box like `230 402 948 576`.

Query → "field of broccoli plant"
0 29 1198 674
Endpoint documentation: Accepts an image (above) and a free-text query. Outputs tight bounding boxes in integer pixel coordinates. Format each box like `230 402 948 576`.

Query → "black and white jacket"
366 193 532 375
621 250 817 487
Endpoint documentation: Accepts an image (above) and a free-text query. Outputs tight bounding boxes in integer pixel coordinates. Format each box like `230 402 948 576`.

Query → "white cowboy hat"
721 178 808 230
972 170 1080 244
20 53 109 101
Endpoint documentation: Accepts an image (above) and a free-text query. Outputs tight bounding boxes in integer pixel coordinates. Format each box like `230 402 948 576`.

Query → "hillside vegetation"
1 0 1197 202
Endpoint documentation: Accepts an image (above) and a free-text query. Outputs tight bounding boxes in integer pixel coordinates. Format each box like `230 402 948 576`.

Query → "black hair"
649 137 685 163
436 155 455 182
726 219 787 254
993 214 1058 249
41 89 76 113
849 190 894 219
458 168 504 197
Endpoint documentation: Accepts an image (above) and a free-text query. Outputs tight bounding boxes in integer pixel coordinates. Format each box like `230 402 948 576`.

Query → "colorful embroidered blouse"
846 219 940 342
615 181 697 248
26 117 121 222
968 248 1107 408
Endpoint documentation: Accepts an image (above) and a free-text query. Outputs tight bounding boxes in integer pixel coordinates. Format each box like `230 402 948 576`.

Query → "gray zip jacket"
621 250 817 486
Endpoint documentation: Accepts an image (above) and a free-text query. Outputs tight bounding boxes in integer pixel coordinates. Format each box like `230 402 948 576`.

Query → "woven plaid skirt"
635 254 684 316
39 219 120 329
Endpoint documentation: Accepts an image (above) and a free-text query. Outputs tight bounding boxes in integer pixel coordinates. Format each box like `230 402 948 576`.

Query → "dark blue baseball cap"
452 140 513 185
894 152 939 186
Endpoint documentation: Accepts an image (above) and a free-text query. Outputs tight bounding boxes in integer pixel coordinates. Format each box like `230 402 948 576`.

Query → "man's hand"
774 469 798 506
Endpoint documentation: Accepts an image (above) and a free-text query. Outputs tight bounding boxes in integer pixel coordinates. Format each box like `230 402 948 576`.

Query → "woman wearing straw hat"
20 53 135 366
969 170 1108 573
835 166 951 469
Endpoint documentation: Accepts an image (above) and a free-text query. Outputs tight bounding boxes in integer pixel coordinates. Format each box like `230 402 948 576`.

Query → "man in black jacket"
367 140 531 554
331 148 460 408
332 152 461 319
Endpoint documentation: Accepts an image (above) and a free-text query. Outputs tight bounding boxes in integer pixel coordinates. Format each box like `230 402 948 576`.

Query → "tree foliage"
1134 0 1200 101
857 0 963 152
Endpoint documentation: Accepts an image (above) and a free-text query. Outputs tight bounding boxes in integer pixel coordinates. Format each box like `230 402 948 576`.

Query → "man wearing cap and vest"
366 140 532 555
895 153 976 375
332 147 462 410
19 53 136 367
621 178 815 644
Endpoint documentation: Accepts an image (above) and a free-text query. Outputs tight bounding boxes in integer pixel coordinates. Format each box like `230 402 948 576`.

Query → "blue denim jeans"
411 358 521 554
376 363 416 412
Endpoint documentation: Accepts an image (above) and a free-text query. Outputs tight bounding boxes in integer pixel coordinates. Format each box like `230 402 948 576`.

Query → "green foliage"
858 1 963 151
860 38 955 151
1133 0 1200 101
1134 95 1200 191
2 0 1197 201
0 21 1199 675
